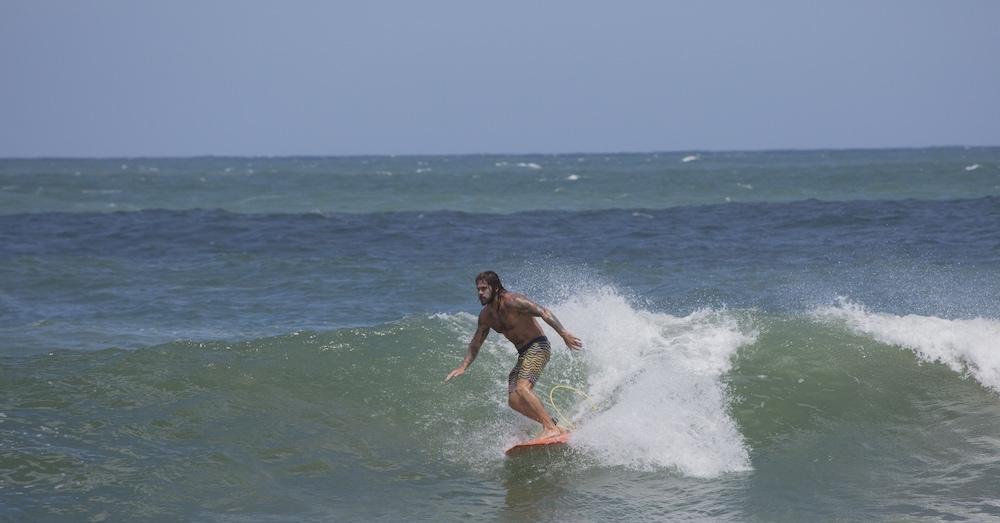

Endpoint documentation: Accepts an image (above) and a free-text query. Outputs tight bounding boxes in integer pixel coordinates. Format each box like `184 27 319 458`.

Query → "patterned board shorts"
507 336 551 394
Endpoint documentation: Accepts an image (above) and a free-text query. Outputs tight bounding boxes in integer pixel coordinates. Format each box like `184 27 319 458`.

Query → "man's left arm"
511 295 583 350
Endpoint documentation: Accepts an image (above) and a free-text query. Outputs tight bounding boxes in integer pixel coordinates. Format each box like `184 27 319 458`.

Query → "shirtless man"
445 271 583 439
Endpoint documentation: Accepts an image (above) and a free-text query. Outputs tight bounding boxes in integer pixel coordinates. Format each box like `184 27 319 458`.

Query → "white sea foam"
965 164 981 171
550 287 754 477
567 174 580 181
516 162 542 170
682 155 699 163
812 299 1000 393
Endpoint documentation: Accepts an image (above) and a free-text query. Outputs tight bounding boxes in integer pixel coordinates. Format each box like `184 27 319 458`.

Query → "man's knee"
514 380 535 396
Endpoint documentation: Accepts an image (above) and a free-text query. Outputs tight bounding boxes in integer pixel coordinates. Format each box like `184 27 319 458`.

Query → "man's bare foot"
540 427 562 439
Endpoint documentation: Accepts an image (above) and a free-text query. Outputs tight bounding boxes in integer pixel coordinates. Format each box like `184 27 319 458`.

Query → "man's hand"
444 367 466 382
562 332 583 351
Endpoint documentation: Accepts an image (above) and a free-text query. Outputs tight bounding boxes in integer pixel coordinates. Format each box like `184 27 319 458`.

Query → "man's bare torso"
479 292 545 349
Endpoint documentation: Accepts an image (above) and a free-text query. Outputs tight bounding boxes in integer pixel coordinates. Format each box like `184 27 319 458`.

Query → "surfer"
445 271 583 439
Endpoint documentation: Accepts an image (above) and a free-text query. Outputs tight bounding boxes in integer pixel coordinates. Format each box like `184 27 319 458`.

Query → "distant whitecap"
682 155 699 163
517 162 542 170
965 164 980 171
567 174 580 181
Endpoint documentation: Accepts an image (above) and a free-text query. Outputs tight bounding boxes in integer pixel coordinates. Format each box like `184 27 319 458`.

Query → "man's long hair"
475 270 506 298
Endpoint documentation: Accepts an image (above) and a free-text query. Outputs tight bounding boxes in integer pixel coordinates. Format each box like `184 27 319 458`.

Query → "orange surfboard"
504 432 571 456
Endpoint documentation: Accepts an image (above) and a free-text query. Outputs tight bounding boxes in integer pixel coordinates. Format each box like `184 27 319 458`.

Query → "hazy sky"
1 1 998 157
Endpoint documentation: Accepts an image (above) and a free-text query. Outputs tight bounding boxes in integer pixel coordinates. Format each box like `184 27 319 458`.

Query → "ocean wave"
812 298 1000 393
8 294 1000 518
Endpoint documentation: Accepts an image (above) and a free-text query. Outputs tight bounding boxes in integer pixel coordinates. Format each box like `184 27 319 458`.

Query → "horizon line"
0 144 997 161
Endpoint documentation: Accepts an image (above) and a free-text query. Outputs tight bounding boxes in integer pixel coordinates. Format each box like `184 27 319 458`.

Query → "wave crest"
812 298 1000 393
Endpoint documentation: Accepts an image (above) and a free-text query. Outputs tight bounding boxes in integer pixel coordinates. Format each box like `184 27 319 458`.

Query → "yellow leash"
546 384 594 431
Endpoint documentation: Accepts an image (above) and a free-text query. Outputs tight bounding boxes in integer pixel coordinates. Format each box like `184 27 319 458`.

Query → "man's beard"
480 291 495 305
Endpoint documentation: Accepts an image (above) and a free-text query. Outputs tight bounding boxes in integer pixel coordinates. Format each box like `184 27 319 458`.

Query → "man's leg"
508 379 563 438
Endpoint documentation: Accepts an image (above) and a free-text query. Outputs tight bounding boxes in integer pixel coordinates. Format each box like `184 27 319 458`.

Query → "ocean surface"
2 148 999 521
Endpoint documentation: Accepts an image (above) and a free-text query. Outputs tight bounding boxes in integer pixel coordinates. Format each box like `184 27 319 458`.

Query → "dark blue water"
2 197 997 356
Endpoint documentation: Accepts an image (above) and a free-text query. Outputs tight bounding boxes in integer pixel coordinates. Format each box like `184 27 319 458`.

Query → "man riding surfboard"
445 271 583 439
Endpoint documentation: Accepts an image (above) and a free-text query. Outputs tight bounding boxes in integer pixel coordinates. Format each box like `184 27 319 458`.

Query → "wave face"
5 289 1000 520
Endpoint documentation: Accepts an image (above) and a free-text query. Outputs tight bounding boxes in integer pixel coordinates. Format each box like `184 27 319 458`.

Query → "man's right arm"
445 318 490 382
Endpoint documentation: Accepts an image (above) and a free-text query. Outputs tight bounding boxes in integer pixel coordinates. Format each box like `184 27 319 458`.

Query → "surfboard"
504 432 571 456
